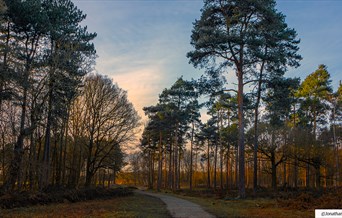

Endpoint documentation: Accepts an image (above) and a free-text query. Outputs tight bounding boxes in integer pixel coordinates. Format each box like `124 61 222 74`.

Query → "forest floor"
0 191 171 218
152 187 342 218
0 186 341 218
158 191 310 218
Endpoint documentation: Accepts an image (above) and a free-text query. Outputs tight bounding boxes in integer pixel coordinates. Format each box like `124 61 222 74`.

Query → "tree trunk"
42 86 53 189
85 170 94 188
76 149 82 187
69 141 78 188
332 105 340 187
293 104 298 189
218 110 223 190
113 170 116 185
174 128 178 190
237 67 245 198
157 131 163 191
207 139 211 189
29 129 36 191
1 131 5 185
235 146 239 189
5 79 28 191
258 158 261 188
56 117 68 187
148 150 153 189
214 141 218 190
253 60 264 194
62 121 68 185
152 154 155 189
194 143 198 188
85 137 94 187
283 161 287 188
51 133 58 187
271 131 277 191
226 146 230 190
294 157 298 188
0 21 9 183
168 143 172 189
306 163 310 188
177 148 183 190
220 142 223 190
271 152 277 191
315 164 321 190
102 170 105 187
164 149 167 189
108 172 111 188
190 122 194 191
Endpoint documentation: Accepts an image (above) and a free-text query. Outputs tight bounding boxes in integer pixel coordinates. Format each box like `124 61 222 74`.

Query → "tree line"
131 0 341 198
0 0 140 193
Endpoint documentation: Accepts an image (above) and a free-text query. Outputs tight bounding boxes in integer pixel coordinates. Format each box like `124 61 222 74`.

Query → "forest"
130 66 341 196
0 0 341 212
125 0 342 200
0 0 140 194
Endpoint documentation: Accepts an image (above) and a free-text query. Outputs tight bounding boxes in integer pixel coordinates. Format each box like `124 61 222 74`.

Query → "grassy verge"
0 192 171 218
173 194 312 218
155 190 313 218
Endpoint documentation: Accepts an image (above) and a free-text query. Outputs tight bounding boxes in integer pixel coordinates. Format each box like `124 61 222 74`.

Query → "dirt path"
135 190 215 218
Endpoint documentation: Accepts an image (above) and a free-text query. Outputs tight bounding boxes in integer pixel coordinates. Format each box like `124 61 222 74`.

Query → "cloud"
108 67 166 120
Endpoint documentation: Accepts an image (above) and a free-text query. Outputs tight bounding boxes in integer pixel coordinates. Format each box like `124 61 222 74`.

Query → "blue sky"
73 0 342 120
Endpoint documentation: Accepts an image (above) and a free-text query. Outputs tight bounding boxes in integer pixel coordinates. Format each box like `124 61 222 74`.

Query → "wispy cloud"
109 67 164 118
74 0 342 135
78 1 205 121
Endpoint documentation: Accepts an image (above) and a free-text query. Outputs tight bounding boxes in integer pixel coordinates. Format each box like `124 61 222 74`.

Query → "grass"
156 190 314 218
176 195 312 218
0 192 172 218
1 186 333 218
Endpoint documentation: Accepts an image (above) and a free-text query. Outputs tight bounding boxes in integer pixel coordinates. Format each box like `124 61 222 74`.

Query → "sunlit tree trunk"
207 139 211 189
189 122 194 191
237 66 245 198
168 143 172 189
157 131 163 191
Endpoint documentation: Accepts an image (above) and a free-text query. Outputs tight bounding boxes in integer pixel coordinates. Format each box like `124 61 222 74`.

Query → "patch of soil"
0 187 133 209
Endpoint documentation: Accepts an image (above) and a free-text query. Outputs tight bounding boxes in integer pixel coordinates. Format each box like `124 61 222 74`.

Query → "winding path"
135 190 215 218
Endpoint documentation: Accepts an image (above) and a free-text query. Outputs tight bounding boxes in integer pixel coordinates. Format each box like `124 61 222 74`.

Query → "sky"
72 0 342 123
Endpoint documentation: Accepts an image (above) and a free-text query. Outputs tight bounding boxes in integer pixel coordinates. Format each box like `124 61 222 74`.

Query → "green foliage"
187 0 301 74
188 0 301 197
338 82 342 98
221 123 238 148
264 76 300 127
296 65 333 132
336 82 342 108
142 77 201 152
297 65 332 100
